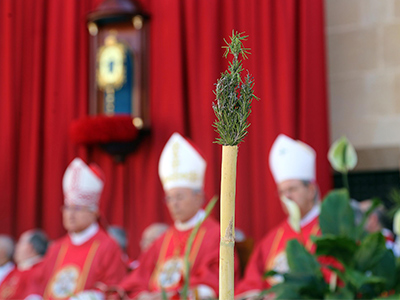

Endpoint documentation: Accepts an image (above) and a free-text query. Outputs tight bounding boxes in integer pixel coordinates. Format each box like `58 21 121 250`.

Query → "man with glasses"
235 134 321 299
114 132 232 300
29 158 127 300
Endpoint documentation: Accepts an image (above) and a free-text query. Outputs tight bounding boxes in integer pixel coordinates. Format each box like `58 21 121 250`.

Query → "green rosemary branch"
213 31 258 146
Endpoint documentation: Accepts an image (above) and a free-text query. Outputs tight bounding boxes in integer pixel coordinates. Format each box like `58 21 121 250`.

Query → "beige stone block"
330 114 375 149
325 0 361 27
331 116 400 149
327 29 378 74
361 0 389 25
329 77 368 120
394 72 400 113
371 116 400 146
383 24 400 66
329 73 394 120
329 77 368 145
329 73 397 148
395 0 400 18
363 73 395 116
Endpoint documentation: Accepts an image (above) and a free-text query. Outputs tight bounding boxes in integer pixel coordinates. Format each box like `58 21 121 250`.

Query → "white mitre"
158 132 206 191
269 134 316 184
62 157 104 209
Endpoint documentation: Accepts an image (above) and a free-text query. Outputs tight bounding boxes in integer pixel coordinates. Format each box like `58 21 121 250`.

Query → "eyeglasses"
165 190 201 204
278 184 305 197
165 193 188 204
60 205 93 212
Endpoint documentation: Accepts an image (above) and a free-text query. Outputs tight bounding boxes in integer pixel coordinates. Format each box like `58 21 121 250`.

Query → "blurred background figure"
358 199 398 256
107 225 131 270
129 223 169 271
14 229 48 270
108 225 128 254
139 223 168 253
0 229 49 299
0 235 14 285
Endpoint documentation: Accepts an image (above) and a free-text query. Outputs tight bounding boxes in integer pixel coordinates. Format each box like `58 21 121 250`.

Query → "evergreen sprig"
213 31 258 146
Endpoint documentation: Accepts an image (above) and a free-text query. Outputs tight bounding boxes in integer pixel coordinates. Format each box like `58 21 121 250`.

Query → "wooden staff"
213 31 258 300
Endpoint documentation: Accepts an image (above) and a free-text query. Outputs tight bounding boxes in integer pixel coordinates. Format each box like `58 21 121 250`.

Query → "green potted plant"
263 137 400 299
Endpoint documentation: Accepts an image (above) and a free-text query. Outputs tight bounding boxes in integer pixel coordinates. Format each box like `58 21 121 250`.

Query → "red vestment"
235 214 320 297
0 261 43 299
33 228 126 299
119 217 233 299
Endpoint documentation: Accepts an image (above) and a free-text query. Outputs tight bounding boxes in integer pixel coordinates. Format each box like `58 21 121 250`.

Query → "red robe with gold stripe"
235 213 320 297
34 229 127 299
0 261 43 299
119 217 230 298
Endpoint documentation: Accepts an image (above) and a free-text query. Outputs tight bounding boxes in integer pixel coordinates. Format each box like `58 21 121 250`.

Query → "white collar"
300 204 320 227
0 261 15 284
174 210 205 231
17 255 42 271
69 222 99 245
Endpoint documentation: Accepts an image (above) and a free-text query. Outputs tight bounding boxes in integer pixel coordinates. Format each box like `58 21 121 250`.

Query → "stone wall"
325 0 400 170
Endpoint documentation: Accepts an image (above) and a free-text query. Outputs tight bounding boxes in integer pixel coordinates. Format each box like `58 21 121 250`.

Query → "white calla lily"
328 136 358 173
393 209 400 236
281 196 301 233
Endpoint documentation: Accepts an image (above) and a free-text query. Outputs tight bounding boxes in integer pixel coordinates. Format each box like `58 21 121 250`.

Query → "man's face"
278 179 316 218
165 188 203 223
14 231 36 265
62 205 98 233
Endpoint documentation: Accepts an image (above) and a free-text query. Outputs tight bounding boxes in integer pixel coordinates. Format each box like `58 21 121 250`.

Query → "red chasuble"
0 262 43 299
36 229 126 299
235 214 320 297
119 217 227 298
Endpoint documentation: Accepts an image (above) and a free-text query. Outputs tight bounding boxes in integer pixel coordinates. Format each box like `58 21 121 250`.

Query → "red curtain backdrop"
0 0 331 259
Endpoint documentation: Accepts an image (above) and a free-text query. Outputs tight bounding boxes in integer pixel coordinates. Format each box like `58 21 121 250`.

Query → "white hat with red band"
62 157 104 209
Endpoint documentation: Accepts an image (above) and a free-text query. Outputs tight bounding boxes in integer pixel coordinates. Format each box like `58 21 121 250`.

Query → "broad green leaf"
374 294 400 300
286 239 322 276
275 288 302 300
320 189 356 239
296 275 329 298
345 268 385 290
325 286 355 299
312 235 358 267
371 249 397 290
392 257 400 292
268 273 327 300
354 232 387 272
328 136 358 173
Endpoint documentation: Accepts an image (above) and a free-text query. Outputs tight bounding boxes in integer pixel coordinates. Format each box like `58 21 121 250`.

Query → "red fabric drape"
0 0 331 259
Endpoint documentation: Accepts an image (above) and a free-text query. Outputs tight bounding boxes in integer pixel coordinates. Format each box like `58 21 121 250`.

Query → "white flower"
328 136 358 173
393 209 400 236
280 196 301 233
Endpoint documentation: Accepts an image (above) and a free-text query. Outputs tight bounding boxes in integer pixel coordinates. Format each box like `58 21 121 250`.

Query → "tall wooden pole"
219 146 238 299
213 31 258 300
